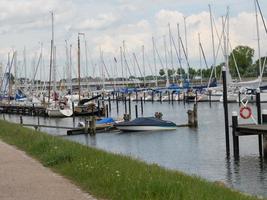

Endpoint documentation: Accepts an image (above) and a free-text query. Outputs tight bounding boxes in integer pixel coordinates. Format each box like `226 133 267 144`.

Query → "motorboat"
114 117 177 132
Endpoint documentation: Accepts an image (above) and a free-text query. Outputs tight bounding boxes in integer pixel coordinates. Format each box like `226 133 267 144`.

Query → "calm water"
2 101 267 197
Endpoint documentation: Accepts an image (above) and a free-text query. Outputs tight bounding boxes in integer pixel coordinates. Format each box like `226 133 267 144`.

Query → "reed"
0 119 262 200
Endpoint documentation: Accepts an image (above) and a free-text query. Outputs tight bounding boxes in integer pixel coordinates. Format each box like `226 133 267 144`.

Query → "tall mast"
254 0 262 77
168 23 174 83
209 4 216 78
164 35 169 86
120 46 124 87
48 11 54 104
142 45 146 87
198 33 203 85
69 44 73 95
152 37 158 87
77 33 83 102
177 23 182 80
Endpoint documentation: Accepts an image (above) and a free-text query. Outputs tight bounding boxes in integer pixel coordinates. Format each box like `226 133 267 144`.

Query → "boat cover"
97 117 115 124
115 117 176 127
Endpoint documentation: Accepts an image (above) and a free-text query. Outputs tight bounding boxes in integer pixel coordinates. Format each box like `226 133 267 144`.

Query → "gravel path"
0 140 97 200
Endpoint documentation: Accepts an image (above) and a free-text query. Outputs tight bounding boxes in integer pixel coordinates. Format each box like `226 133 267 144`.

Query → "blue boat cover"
97 117 115 124
115 117 176 127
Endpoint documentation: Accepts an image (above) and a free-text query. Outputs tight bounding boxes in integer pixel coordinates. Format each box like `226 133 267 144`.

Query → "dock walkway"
0 140 96 200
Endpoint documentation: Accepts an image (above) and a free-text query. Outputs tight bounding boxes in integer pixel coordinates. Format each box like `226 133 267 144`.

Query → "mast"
177 23 182 80
168 23 174 83
142 45 146 87
120 46 124 87
77 33 84 102
254 0 262 77
198 33 203 85
209 4 216 78
164 35 169 86
69 44 73 95
152 37 158 87
48 11 54 104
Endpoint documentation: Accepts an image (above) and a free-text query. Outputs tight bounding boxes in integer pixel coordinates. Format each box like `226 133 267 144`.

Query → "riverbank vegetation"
0 119 262 200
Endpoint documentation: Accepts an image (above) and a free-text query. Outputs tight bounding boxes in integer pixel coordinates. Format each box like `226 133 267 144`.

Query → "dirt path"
0 140 97 200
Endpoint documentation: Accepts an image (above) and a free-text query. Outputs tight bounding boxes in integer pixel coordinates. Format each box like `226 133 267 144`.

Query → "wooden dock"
0 104 46 116
236 124 267 136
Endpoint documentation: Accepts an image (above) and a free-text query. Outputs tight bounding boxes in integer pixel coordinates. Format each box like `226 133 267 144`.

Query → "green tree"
167 69 175 77
229 45 254 78
159 69 165 76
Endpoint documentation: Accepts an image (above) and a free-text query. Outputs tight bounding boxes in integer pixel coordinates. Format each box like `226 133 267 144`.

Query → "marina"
1 100 267 198
1 0 267 199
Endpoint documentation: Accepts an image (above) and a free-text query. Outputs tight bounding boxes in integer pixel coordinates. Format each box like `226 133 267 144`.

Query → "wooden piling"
171 91 174 104
209 90 211 107
135 104 138 118
108 97 111 112
84 119 89 134
89 116 96 135
160 92 162 104
128 96 131 116
20 115 23 124
168 91 170 104
222 67 230 157
152 91 154 103
106 104 109 117
140 97 144 115
262 109 267 158
256 91 263 157
193 104 198 127
124 97 127 114
116 97 119 114
232 111 239 158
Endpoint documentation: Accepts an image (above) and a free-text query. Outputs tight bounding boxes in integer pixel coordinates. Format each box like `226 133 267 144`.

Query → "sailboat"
46 12 73 117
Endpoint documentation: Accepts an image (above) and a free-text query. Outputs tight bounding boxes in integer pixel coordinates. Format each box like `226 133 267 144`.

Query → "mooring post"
193 103 198 128
178 92 180 103
72 101 75 117
195 90 198 104
124 96 127 114
152 91 154 103
222 67 230 157
106 104 109 118
232 111 239 158
32 104 35 116
96 100 100 117
171 91 174 104
160 92 162 104
135 91 138 102
140 97 144 116
108 97 111 112
20 115 23 125
168 91 170 104
256 90 263 157
209 90 212 107
135 104 138 118
85 118 89 134
116 97 119 114
90 116 96 135
37 116 40 126
128 96 131 116
261 109 267 158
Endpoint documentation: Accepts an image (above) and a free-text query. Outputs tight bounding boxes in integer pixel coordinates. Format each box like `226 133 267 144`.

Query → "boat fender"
239 106 252 119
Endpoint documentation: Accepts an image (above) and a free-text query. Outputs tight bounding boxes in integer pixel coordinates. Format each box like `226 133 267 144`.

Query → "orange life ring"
239 106 252 119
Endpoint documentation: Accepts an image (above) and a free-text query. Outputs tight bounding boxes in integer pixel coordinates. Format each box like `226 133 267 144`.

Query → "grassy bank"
0 119 262 200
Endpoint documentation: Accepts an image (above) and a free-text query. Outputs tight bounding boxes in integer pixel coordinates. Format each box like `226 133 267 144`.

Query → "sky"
0 0 267 81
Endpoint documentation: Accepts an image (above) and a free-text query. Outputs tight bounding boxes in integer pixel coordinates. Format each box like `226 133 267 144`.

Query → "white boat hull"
47 108 73 117
116 125 177 132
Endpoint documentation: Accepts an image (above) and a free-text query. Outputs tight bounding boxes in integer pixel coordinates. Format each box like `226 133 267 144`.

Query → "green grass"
0 119 263 200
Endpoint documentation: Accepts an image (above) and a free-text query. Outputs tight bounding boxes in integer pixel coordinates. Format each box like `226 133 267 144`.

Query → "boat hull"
116 125 177 132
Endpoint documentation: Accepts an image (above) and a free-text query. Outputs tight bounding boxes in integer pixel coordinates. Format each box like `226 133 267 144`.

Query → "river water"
2 101 267 197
